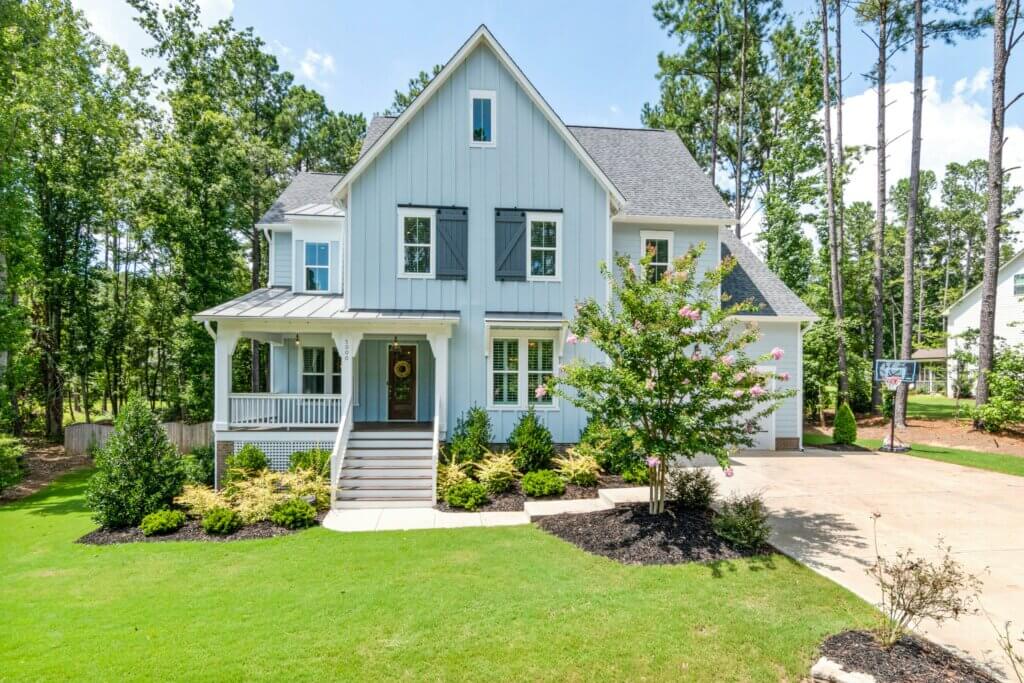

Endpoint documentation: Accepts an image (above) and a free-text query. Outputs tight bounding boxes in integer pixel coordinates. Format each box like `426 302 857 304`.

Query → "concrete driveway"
709 448 1024 678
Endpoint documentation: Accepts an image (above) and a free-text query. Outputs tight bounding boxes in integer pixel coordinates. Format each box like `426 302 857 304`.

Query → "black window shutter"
494 209 526 281
436 207 468 280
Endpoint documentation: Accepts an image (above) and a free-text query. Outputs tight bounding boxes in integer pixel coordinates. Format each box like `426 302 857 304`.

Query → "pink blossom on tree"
770 347 784 361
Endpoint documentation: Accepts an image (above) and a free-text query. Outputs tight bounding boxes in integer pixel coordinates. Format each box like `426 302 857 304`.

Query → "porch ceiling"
194 288 459 325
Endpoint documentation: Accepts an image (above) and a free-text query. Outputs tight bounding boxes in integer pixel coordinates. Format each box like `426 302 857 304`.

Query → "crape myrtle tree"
550 246 793 514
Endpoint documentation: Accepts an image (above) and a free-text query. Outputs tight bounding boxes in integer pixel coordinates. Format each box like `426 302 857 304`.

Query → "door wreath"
393 359 412 379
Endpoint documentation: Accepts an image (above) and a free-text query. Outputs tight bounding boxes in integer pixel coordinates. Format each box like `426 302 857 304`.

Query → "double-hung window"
640 231 673 283
302 347 325 394
470 90 495 146
527 212 561 281
398 208 434 277
491 339 519 406
305 242 329 291
489 333 558 409
527 339 554 406
1015 274 1024 297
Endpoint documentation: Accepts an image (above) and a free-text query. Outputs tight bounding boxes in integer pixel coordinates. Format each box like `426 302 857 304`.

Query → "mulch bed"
77 511 328 545
435 474 633 513
535 502 768 565
811 442 873 452
820 630 999 683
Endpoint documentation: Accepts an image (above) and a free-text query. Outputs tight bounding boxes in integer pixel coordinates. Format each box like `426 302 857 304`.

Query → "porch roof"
194 288 460 323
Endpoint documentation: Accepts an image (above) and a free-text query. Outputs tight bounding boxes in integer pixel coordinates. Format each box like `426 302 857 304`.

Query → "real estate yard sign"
875 360 917 452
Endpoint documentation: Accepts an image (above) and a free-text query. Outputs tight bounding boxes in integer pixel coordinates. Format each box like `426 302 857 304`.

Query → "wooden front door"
387 345 417 421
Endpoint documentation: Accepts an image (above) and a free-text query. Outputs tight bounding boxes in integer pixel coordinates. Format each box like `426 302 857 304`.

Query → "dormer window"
470 90 495 146
305 242 329 291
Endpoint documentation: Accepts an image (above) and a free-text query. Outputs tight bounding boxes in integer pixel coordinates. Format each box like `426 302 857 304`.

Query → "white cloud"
298 48 336 86
970 67 990 94
72 0 234 68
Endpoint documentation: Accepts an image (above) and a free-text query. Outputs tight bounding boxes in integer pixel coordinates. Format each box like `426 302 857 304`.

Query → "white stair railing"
329 394 354 501
430 394 441 504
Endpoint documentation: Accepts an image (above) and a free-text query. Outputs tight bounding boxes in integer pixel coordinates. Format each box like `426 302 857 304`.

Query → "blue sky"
74 0 1023 237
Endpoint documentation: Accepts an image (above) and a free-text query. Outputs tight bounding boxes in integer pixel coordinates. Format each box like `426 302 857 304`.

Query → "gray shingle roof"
359 117 733 220
259 172 344 224
720 228 817 319
567 126 732 219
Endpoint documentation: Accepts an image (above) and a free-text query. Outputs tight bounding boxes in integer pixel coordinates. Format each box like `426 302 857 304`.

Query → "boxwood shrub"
509 409 554 472
270 497 317 529
140 509 187 536
521 469 565 497
202 506 242 535
444 480 489 510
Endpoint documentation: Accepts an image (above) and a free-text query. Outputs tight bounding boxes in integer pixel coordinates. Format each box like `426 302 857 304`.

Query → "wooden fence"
64 421 213 457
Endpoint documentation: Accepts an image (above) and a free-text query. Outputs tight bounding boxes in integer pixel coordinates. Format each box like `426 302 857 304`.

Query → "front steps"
335 430 434 509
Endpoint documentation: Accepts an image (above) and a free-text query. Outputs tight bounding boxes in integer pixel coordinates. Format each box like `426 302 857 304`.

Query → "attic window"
470 90 495 146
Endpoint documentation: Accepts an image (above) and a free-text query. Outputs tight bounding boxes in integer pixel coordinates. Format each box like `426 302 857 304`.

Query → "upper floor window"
398 208 435 278
1015 274 1024 297
527 212 561 281
641 231 674 283
305 242 329 291
470 90 495 146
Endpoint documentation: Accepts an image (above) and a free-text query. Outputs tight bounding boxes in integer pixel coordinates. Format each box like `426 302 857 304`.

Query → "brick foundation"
775 437 800 451
215 441 233 490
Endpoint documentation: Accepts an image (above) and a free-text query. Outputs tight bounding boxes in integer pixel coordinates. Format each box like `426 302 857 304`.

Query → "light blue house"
196 26 816 507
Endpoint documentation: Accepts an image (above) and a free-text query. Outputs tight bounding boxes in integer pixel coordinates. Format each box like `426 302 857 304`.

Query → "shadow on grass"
767 507 870 573
0 469 92 517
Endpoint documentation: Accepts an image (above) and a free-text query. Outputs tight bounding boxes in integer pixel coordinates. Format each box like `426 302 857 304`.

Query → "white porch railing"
228 393 344 427
330 394 354 499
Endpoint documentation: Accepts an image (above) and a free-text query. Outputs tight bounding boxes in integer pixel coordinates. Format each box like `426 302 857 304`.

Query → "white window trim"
525 212 562 282
397 207 436 279
1014 273 1024 297
486 330 560 411
469 89 496 147
640 230 674 280
303 240 331 293
300 346 327 395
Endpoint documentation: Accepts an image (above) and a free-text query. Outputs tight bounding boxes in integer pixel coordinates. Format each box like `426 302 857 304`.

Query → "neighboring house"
910 348 946 394
195 26 816 507
944 248 1024 397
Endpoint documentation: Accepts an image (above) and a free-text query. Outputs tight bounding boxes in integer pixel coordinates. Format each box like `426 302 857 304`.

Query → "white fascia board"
331 25 625 210
614 214 737 226
731 314 819 323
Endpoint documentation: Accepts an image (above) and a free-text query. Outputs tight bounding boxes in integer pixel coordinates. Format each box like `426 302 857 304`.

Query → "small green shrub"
509 409 554 472
86 395 186 529
474 451 519 494
579 420 640 475
444 480 489 510
668 467 717 508
448 406 492 464
270 497 317 529
437 462 471 498
140 509 186 536
971 343 1024 431
833 403 857 445
0 435 25 494
182 445 215 486
289 448 330 478
225 443 268 482
521 469 565 497
553 450 601 486
712 493 771 552
202 506 242 535
622 462 650 485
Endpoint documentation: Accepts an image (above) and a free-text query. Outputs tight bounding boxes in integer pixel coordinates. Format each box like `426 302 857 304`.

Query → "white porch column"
427 331 450 436
213 325 241 431
331 330 364 410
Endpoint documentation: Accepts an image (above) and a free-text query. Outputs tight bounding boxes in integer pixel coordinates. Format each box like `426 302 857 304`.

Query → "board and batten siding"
612 222 720 281
353 339 435 422
735 320 801 442
272 231 292 288
348 44 609 442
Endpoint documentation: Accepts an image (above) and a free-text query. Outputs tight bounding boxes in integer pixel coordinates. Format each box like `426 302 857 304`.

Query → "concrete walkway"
715 448 1024 679
323 486 650 532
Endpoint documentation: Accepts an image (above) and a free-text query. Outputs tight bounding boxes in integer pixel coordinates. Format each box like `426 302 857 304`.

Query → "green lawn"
906 394 970 420
0 470 875 682
803 433 1024 477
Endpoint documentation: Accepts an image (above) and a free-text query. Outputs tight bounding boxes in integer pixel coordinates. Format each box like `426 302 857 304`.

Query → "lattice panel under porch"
234 441 332 471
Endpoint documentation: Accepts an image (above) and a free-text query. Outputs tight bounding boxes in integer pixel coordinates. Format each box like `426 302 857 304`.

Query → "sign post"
874 360 918 452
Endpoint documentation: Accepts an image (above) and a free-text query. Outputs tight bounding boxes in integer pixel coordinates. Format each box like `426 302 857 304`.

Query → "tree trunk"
895 0 924 429
821 0 850 403
834 0 846 262
871 12 889 414
734 0 749 237
975 0 1013 419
